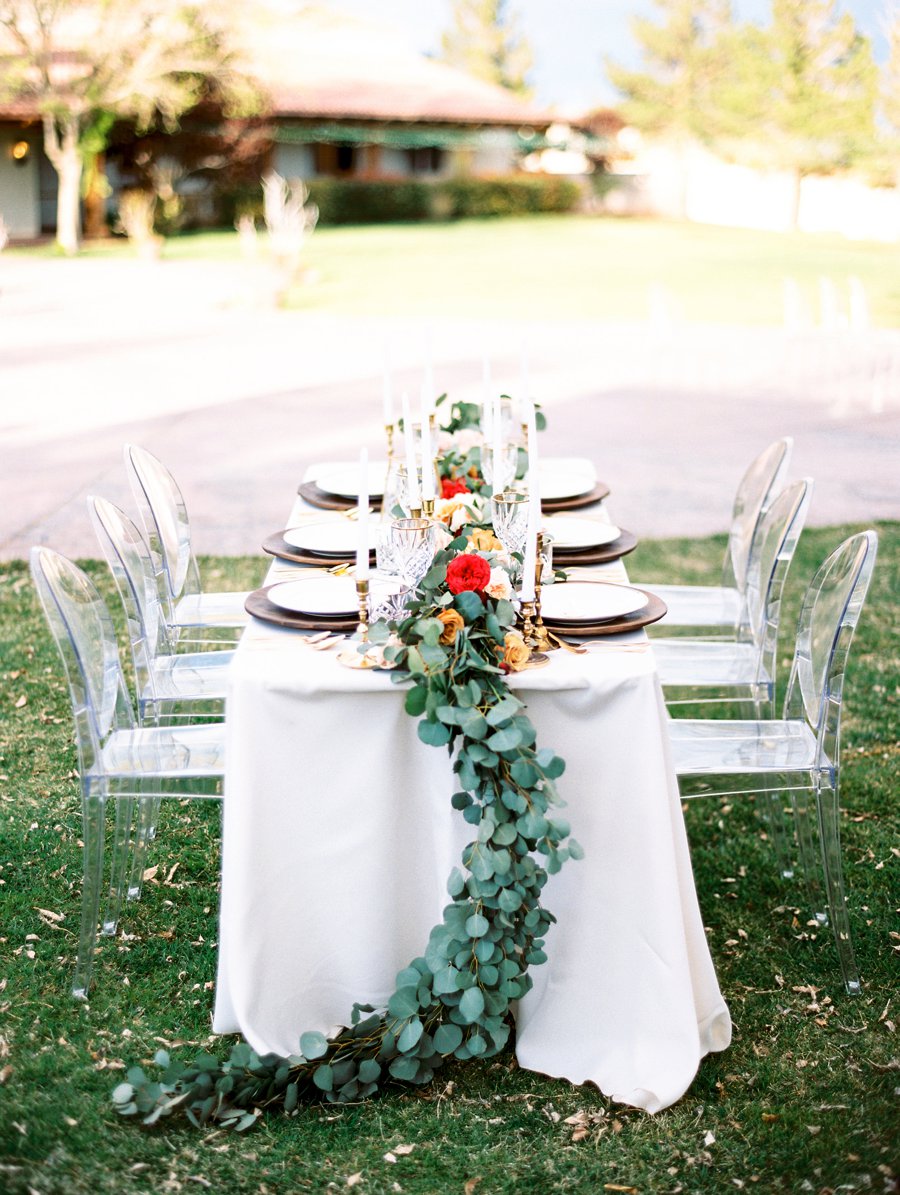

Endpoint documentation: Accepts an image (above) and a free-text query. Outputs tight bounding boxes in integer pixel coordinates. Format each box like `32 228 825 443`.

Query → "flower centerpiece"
112 524 580 1131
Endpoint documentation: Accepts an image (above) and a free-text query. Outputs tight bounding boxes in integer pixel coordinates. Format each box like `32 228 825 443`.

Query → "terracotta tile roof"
234 5 552 127
0 5 553 129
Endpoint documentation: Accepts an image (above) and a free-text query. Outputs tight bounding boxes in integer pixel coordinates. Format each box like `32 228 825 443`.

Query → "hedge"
221 175 583 227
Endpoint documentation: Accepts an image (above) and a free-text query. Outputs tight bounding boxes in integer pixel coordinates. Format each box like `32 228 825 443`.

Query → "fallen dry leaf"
14 695 26 709
392 1144 415 1156
142 865 159 882
345 1174 363 1188
463 1179 482 1195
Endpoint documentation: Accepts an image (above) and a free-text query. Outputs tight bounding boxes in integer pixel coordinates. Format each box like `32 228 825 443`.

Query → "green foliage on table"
111 533 578 1128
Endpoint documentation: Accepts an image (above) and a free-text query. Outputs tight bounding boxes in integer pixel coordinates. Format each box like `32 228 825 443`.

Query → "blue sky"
327 0 891 112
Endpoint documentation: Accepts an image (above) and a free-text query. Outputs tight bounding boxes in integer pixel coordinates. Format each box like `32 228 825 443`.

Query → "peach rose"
468 527 503 553
437 608 465 644
501 630 531 671
485 567 512 601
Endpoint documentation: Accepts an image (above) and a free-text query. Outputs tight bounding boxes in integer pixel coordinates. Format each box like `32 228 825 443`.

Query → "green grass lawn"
11 216 900 326
0 524 896 1193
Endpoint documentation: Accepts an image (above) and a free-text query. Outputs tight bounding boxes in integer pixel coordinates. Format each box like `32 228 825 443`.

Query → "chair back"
784 531 878 762
29 548 135 777
742 479 812 678
89 496 176 706
124 444 201 610
725 437 793 592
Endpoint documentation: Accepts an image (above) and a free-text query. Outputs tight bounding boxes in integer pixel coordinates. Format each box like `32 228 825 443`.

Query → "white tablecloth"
213 468 731 1113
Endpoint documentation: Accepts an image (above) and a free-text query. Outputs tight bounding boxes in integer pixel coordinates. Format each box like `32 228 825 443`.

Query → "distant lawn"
10 215 900 326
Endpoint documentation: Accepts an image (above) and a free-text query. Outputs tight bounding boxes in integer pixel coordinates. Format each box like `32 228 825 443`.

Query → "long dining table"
212 458 732 1114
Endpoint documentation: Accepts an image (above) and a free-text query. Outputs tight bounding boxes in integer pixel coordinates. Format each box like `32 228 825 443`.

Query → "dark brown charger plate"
262 531 375 568
299 479 611 515
542 589 667 637
245 586 359 632
298 482 382 512
541 481 610 513
552 528 637 567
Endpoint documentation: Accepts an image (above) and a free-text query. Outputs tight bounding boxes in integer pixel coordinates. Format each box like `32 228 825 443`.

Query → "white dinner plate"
540 581 648 623
542 516 620 550
316 463 388 501
267 576 359 616
282 520 360 556
539 466 596 501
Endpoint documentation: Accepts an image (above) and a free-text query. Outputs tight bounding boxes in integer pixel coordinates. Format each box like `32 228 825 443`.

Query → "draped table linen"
213 463 731 1113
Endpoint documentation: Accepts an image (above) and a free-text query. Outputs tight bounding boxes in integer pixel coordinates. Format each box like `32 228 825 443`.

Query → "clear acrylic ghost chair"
667 531 878 995
634 437 793 635
88 495 234 725
653 479 812 879
30 547 225 999
124 443 250 645
653 478 812 720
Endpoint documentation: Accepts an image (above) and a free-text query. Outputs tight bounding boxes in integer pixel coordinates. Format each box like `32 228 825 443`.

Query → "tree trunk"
83 153 109 240
43 113 83 255
674 138 690 221
789 169 803 233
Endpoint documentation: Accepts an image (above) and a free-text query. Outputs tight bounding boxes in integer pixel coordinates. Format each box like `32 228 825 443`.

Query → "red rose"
441 476 470 499
446 553 491 595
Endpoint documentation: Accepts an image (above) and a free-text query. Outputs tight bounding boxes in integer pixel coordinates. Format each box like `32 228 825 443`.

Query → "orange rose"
469 527 503 553
437 608 465 644
501 630 531 671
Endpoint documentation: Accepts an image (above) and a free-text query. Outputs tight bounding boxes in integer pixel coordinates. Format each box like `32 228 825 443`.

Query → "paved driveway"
1 254 898 562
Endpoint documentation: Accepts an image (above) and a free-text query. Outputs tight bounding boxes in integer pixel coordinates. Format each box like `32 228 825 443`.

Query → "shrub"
218 175 583 228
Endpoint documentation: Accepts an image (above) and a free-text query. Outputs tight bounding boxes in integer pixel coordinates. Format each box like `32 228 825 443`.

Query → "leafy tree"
878 3 900 183
0 0 255 254
605 0 734 216
439 0 533 96
724 0 877 227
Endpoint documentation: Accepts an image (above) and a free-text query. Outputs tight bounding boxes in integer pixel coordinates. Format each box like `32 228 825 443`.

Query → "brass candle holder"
385 422 395 460
421 497 435 519
519 599 537 647
532 533 554 652
356 578 370 641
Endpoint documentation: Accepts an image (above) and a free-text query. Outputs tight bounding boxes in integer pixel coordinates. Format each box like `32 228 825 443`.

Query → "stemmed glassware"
490 490 530 569
390 518 435 590
481 443 519 495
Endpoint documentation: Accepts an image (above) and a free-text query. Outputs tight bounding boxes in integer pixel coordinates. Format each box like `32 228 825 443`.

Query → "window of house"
406 146 444 175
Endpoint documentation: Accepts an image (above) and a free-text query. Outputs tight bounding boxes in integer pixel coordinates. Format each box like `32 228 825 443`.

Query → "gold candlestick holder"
519 599 537 647
385 423 395 460
532 534 554 651
421 497 435 519
356 578 370 641
409 505 422 519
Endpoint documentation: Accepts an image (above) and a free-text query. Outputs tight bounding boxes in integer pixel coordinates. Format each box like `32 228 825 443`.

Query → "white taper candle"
402 392 421 510
356 448 370 581
420 383 435 501
520 400 540 601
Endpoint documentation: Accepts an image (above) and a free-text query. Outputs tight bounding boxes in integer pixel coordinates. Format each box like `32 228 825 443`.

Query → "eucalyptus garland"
113 528 579 1130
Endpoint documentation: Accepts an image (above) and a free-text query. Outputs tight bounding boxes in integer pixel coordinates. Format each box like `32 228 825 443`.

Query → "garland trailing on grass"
112 530 579 1130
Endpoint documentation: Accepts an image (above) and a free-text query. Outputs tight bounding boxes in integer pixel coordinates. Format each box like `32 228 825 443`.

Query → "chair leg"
102 796 135 935
761 778 795 880
125 797 159 900
815 771 861 995
754 683 795 880
73 791 106 1000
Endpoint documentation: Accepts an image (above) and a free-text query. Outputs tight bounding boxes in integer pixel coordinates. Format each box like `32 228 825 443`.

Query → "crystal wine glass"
490 491 529 560
390 518 435 590
481 443 519 495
